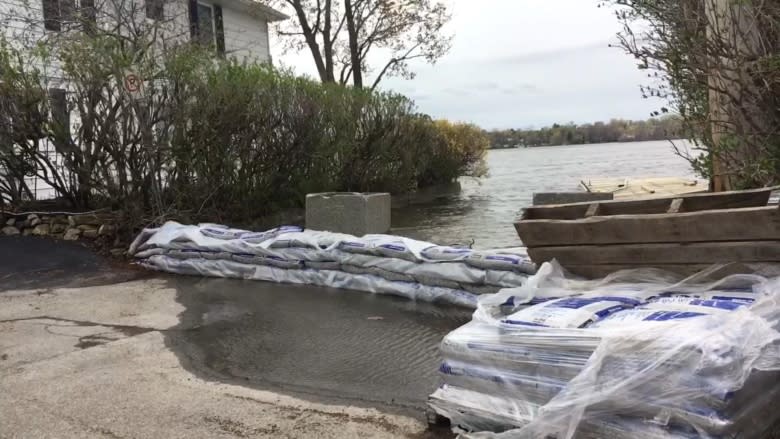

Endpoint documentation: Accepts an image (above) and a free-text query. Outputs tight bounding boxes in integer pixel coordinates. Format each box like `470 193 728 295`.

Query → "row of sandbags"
128 222 536 308
429 263 780 438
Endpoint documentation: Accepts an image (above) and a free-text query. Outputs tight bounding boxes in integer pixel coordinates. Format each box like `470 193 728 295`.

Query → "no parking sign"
122 70 144 100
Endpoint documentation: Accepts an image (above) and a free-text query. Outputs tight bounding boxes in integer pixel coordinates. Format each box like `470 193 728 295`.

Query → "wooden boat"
580 176 709 200
515 187 779 278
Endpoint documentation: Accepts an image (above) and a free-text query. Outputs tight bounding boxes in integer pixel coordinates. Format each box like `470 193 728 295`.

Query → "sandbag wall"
129 222 537 308
429 263 780 438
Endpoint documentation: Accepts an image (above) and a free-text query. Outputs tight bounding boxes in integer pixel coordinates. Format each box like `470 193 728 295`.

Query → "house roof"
224 0 289 22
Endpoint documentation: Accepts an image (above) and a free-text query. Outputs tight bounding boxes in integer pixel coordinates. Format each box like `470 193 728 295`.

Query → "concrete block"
532 192 613 206
306 192 391 236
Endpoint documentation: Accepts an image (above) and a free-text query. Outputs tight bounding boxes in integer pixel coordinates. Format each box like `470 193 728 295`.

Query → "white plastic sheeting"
129 222 536 308
429 262 780 438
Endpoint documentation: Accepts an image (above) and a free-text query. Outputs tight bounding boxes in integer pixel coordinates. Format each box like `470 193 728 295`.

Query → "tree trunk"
344 0 362 88
290 1 331 83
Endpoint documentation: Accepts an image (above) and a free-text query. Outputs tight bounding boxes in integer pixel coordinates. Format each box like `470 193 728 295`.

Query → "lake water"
392 140 700 249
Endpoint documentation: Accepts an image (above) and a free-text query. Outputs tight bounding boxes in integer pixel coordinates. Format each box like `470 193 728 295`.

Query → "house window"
42 0 76 31
146 0 164 21
197 3 216 47
189 1 225 55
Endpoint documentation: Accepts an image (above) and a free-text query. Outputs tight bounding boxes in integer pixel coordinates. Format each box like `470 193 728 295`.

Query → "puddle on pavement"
163 275 473 417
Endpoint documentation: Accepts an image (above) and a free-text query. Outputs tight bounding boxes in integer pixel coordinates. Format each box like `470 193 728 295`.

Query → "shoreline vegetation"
486 116 683 149
0 36 488 235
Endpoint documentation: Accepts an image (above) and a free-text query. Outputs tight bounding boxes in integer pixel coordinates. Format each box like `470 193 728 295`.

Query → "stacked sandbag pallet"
129 221 536 308
429 263 780 438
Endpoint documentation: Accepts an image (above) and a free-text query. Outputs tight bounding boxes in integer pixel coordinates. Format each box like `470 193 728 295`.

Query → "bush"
0 35 488 229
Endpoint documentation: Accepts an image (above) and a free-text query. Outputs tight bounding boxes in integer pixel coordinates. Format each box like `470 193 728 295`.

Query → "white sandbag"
500 297 631 328
140 254 478 308
200 226 251 240
466 252 536 274
590 309 712 328
421 246 473 261
646 297 751 312
239 225 304 243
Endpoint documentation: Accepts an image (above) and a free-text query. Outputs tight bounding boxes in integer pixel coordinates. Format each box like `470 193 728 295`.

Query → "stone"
5 218 15 226
27 213 39 221
63 228 81 240
51 215 70 225
305 192 391 236
30 217 41 227
1 226 20 236
22 228 33 236
69 214 110 227
51 223 67 234
98 224 116 236
109 248 126 257
77 224 98 232
532 192 614 206
82 229 99 239
32 224 50 236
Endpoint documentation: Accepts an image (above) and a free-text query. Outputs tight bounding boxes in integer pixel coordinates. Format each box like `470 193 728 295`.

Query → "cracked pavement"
0 237 457 438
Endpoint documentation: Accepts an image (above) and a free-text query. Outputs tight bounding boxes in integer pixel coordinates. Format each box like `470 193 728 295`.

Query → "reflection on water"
392 140 698 249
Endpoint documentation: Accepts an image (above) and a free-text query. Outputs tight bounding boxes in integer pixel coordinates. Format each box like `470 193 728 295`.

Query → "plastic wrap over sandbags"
129 221 536 308
429 262 780 438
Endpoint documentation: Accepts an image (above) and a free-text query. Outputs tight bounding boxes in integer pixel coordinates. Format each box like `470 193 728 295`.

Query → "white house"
0 0 287 65
0 0 286 202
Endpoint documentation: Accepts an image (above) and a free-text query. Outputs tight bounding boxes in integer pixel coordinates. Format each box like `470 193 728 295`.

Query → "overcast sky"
270 0 659 130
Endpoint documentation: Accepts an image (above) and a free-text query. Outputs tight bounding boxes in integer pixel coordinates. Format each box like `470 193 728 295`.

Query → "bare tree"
272 0 452 90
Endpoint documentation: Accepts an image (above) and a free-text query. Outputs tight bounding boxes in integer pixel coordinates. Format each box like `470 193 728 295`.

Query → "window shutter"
146 0 164 21
214 5 225 57
80 0 96 34
42 0 61 31
60 0 76 23
48 88 70 146
188 0 199 41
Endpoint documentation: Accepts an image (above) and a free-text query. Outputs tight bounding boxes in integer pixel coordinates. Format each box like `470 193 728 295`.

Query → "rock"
22 228 33 236
1 226 20 236
109 248 126 257
32 224 50 236
82 229 99 239
69 214 110 227
51 215 69 225
63 228 81 240
51 223 67 234
77 224 98 232
98 224 116 236
27 213 39 221
30 217 41 227
5 218 15 226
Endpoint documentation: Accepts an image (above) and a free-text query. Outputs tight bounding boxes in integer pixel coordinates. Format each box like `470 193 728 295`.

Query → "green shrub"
0 36 488 228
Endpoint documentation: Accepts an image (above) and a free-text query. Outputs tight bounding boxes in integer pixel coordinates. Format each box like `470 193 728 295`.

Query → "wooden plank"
516 205 780 247
585 203 600 217
563 263 760 279
527 241 780 266
522 187 772 220
667 198 684 214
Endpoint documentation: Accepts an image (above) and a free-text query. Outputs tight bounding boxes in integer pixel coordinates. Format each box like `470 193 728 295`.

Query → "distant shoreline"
488 138 688 150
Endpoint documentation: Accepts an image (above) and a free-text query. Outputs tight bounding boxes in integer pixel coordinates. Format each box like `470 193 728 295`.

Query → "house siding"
0 0 274 65
220 4 269 63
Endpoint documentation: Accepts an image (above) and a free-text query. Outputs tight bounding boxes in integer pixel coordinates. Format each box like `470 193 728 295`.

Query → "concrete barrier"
306 192 391 236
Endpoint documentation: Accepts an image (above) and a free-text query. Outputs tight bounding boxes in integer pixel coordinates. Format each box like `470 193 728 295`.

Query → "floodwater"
163 140 699 419
393 139 700 249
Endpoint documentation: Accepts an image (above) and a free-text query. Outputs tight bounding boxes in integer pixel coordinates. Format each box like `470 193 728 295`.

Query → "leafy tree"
602 0 780 189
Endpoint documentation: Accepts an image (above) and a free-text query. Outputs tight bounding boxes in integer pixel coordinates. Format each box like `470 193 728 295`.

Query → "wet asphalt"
0 236 472 419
